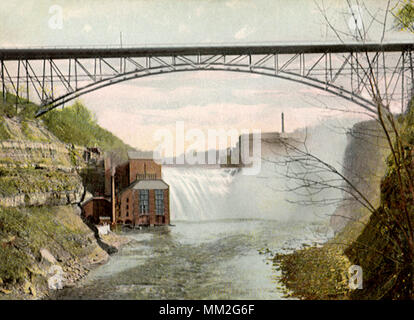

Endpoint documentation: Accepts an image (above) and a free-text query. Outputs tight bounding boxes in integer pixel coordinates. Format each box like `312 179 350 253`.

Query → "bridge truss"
0 43 413 117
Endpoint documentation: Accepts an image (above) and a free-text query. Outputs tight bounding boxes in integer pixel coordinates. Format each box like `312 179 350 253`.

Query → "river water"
57 166 339 300
55 127 350 299
54 218 332 300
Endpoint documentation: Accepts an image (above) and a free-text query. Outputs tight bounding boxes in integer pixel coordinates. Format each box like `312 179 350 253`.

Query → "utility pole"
281 112 285 134
111 172 116 227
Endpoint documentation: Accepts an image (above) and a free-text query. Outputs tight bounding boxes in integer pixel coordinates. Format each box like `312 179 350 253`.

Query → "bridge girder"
0 44 412 117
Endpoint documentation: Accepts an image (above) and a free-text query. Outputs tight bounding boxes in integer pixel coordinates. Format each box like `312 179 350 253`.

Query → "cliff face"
0 205 110 299
274 119 393 299
330 120 389 233
345 107 414 299
0 118 88 208
0 116 115 299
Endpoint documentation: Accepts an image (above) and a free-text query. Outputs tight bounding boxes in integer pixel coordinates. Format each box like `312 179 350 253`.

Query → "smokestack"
281 112 285 134
111 173 116 226
110 153 116 226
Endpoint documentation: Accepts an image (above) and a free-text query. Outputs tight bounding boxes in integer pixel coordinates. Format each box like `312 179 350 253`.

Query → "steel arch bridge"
0 43 413 117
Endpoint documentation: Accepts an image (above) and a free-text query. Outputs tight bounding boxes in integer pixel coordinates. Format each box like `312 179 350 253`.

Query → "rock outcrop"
330 120 389 233
0 117 96 208
0 105 129 300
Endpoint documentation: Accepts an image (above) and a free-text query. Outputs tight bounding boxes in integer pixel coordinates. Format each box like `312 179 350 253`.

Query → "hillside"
0 94 132 299
0 93 133 160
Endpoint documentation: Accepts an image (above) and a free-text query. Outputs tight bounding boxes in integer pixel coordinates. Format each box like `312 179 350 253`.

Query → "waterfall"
163 163 333 222
162 167 236 221
162 119 356 222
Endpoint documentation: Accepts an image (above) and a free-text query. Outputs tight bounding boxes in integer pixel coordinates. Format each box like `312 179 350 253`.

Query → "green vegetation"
395 0 414 32
41 102 132 160
0 167 81 197
0 91 39 120
0 122 11 140
19 120 45 142
0 92 133 159
0 206 92 285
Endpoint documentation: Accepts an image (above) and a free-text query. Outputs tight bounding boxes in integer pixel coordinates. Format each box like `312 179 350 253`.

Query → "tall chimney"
110 155 116 227
111 173 116 226
281 112 285 133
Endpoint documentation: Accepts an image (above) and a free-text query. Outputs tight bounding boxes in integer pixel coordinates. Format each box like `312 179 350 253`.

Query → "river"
54 218 331 300
54 126 348 299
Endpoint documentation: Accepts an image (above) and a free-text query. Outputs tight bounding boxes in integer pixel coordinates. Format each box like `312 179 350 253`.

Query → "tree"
394 0 414 32
271 0 414 298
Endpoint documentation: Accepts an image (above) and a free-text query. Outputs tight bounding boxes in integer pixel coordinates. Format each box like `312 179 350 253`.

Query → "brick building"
106 152 163 195
117 179 170 226
107 152 170 227
83 151 170 227
81 197 112 225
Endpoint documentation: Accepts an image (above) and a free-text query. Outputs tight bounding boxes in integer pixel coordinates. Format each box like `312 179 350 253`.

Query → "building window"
155 190 164 215
139 190 149 215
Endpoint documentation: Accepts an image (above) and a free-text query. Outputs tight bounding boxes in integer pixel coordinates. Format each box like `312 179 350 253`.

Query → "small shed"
81 197 112 225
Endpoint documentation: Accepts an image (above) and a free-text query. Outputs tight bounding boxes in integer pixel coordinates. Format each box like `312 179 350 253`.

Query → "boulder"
40 248 58 265
47 265 65 290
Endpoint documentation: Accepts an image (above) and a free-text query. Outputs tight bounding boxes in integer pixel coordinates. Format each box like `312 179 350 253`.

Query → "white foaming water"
163 167 236 221
162 119 357 222
163 164 325 222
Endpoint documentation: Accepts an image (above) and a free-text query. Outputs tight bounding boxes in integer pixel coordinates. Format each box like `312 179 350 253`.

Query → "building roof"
131 179 169 190
128 151 155 160
81 196 111 207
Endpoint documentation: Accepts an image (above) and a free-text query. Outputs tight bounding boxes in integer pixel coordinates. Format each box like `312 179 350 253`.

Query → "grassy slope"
41 102 133 161
0 205 107 298
0 92 134 160
0 94 134 199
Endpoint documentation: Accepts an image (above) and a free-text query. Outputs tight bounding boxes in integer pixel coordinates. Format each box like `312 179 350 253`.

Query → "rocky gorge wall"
330 120 390 233
274 119 394 299
0 118 90 208
0 116 128 299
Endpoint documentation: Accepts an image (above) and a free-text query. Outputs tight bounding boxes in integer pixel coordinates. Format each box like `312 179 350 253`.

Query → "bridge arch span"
0 44 411 116
36 64 376 117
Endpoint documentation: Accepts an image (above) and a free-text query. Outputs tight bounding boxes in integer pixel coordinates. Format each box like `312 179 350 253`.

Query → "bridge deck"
1 42 413 60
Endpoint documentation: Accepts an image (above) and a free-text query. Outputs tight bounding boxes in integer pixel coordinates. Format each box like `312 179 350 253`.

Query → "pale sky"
1 0 413 152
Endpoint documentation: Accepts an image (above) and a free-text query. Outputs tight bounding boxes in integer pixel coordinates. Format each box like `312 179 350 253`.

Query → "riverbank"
273 236 353 299
61 228 132 288
0 205 131 300
272 183 376 300
273 111 414 299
